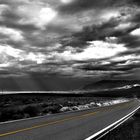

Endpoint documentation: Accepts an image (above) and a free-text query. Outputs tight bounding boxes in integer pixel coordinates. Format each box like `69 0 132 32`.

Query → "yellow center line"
0 111 98 137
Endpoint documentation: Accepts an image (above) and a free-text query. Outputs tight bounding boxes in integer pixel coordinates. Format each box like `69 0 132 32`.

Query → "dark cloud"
0 21 38 32
58 0 140 15
62 14 139 50
0 0 140 91
77 60 140 80
118 34 140 48
58 0 129 14
1 9 20 21
133 0 140 5
113 67 140 80
131 13 140 23
0 9 38 32
119 49 140 56
62 18 119 47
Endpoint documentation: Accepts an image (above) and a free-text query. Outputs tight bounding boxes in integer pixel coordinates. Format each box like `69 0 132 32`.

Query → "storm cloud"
0 0 139 90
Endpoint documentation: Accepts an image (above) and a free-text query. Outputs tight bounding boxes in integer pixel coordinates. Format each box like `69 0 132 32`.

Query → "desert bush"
51 104 61 113
60 106 73 112
41 102 48 108
22 99 34 104
0 108 24 121
23 105 41 117
43 104 61 114
0 102 4 108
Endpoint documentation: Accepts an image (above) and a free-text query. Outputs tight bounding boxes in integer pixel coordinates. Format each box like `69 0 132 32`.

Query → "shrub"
41 103 48 108
43 104 61 114
0 108 24 121
60 106 72 112
22 99 34 104
23 105 41 117
50 104 61 113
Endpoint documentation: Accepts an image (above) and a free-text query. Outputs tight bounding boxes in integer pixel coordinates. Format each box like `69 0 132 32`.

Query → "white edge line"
85 105 140 140
96 112 135 140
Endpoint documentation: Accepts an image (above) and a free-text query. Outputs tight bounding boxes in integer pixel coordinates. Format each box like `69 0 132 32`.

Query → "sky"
0 0 140 91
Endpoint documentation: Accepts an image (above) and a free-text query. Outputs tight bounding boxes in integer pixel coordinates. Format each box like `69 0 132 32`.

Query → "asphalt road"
0 99 140 140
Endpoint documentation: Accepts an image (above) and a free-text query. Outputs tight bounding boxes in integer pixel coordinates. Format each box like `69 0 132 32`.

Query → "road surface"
0 99 140 140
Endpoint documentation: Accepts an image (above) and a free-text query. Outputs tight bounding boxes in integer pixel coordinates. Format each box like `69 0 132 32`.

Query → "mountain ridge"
83 80 140 90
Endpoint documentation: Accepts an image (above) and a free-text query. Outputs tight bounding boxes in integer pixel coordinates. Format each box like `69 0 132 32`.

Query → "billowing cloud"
18 5 57 29
0 26 24 41
0 4 9 16
0 0 140 90
130 28 140 36
54 40 126 61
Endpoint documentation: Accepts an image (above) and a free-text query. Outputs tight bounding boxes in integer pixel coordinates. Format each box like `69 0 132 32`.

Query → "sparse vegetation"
0 94 128 122
23 105 41 117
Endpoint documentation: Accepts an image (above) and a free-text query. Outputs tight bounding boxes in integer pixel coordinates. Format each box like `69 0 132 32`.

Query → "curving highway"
0 99 140 140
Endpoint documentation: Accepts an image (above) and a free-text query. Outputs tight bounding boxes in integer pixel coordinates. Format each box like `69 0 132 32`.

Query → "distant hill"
82 86 140 98
83 80 140 90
